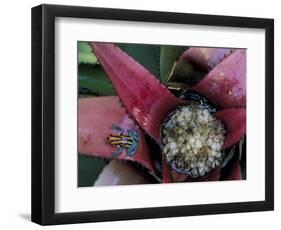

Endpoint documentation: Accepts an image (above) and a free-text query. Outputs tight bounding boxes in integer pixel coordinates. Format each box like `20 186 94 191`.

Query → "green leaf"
78 41 98 65
163 82 190 97
160 46 187 82
222 137 246 170
78 155 106 187
79 64 116 96
222 145 236 168
239 137 245 161
118 43 161 78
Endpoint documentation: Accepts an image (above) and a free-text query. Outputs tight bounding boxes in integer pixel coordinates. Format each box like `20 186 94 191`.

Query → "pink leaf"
79 96 155 173
90 42 182 143
215 108 246 149
192 49 246 108
94 160 154 186
181 47 233 71
162 156 173 183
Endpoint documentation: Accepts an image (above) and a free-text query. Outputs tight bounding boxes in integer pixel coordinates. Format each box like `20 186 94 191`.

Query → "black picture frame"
31 4 274 225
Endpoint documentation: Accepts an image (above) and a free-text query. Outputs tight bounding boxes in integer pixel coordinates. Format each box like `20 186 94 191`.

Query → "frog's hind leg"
111 146 123 158
127 143 137 157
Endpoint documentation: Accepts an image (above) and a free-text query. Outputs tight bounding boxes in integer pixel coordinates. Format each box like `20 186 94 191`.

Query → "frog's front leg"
111 124 124 132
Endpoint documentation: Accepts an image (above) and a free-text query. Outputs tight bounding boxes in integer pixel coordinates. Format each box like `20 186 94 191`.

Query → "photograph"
78 42 246 187
31 4 274 225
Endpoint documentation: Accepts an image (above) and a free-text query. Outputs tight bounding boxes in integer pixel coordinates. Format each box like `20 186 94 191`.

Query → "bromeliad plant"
79 42 246 186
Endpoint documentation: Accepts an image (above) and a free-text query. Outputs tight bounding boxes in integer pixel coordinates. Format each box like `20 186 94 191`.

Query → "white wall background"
0 0 279 228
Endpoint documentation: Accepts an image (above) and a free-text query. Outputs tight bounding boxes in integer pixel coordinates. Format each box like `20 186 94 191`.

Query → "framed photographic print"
31 4 274 225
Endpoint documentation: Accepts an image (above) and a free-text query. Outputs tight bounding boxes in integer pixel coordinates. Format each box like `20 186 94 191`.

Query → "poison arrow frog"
107 124 139 158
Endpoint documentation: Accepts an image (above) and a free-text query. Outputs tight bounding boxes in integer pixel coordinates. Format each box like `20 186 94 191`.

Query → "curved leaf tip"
90 42 182 143
192 49 246 108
